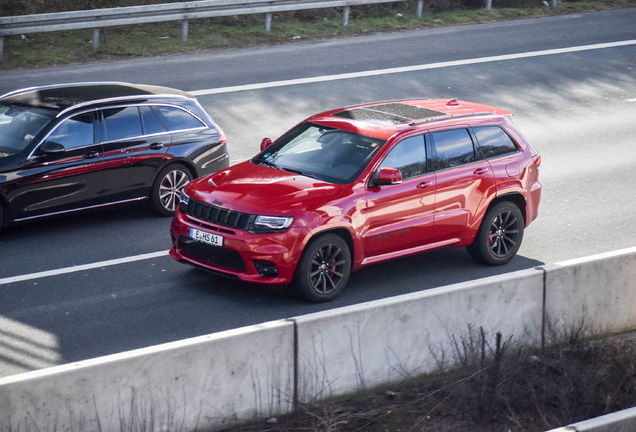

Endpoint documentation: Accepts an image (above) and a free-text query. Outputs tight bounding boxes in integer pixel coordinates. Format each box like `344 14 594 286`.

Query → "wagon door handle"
149 143 164 150
83 151 99 159
473 167 489 175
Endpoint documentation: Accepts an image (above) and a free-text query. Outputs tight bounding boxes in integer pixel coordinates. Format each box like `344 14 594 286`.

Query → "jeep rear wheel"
467 201 524 265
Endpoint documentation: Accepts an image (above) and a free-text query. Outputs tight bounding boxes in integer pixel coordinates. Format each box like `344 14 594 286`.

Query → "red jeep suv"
170 99 542 302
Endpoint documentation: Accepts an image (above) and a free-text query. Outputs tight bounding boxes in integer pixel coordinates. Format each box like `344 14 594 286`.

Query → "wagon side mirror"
39 141 66 154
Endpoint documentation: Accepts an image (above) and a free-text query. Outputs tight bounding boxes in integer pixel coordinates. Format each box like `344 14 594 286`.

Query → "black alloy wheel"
467 201 524 265
151 164 193 216
292 234 351 302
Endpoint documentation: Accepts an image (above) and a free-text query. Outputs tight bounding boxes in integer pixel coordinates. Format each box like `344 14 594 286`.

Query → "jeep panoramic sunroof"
332 103 445 125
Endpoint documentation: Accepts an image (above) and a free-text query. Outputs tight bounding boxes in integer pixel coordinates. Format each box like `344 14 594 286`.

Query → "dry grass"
229 326 636 432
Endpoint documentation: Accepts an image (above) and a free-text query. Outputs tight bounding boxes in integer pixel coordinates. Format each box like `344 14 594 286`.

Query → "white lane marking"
0 251 169 286
191 40 636 96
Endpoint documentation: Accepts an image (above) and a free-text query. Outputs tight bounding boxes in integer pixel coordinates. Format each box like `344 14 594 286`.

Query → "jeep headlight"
179 190 190 212
250 215 293 233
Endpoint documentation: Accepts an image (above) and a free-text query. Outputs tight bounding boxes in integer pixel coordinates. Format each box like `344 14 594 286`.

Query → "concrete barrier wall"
544 247 636 336
293 269 544 402
2 246 636 430
546 406 636 432
0 320 295 431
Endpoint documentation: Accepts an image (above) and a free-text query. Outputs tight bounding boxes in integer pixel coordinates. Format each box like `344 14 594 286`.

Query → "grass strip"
1 0 635 69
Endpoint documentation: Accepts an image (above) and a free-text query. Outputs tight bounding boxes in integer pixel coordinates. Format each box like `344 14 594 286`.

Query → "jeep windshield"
0 104 55 156
253 122 386 185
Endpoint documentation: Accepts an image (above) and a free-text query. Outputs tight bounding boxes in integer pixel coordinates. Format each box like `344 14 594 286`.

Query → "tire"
150 164 193 217
467 201 524 266
291 234 352 303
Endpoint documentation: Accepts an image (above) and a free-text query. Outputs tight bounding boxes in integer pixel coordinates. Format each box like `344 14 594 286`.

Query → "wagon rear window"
153 106 205 131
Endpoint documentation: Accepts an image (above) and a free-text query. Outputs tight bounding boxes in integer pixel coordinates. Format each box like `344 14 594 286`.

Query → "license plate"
190 227 223 247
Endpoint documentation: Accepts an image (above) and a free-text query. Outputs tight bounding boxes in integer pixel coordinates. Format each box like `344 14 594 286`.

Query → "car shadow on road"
0 201 159 240
175 246 545 317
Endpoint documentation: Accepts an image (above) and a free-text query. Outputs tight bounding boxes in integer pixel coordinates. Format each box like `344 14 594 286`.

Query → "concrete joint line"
287 317 300 413
536 265 548 350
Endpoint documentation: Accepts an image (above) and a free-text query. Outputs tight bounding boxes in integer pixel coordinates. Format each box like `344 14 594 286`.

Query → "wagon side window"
45 113 95 150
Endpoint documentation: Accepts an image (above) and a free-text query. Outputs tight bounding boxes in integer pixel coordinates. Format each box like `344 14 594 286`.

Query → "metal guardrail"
0 0 420 58
0 0 558 59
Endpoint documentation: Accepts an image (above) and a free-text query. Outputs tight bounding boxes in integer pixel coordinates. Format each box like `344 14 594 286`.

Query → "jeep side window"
430 128 475 171
472 126 519 159
379 135 426 180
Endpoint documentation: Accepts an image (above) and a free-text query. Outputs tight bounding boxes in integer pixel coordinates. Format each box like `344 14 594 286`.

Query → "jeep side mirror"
374 167 402 186
260 138 272 152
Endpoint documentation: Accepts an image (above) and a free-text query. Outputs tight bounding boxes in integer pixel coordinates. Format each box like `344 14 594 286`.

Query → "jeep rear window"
473 126 519 158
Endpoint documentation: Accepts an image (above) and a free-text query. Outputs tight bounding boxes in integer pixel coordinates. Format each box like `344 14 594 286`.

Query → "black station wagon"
0 82 229 232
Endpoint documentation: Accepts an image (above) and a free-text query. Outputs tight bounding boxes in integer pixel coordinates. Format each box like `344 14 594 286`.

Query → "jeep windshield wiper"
257 159 282 170
257 158 320 180
281 167 321 180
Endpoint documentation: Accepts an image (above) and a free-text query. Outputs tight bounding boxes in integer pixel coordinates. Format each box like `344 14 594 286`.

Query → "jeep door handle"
473 168 489 175
83 151 99 159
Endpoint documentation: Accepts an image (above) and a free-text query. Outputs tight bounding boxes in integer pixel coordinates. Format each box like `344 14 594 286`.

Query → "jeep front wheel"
292 234 351 303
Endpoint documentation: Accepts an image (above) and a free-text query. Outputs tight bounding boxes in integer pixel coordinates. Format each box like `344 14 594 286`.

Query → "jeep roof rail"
409 111 495 126
341 98 432 109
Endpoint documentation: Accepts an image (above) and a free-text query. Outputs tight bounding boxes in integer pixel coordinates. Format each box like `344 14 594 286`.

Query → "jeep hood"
186 161 345 215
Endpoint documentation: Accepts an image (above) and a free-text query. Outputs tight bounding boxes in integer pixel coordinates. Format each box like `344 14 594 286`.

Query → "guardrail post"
416 0 423 18
551 0 557 6
92 28 100 52
0 37 4 59
343 6 350 26
265 13 272 32
181 20 189 42
485 0 492 10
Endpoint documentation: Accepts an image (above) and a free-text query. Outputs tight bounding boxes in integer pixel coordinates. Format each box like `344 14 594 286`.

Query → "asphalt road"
0 8 635 378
